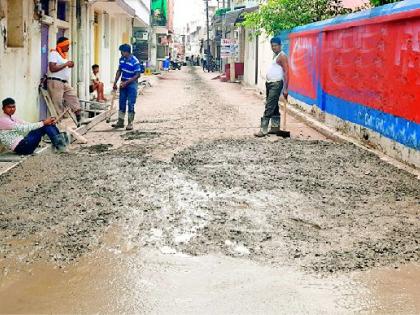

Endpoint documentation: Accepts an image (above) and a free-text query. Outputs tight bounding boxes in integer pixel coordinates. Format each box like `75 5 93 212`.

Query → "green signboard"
151 0 167 26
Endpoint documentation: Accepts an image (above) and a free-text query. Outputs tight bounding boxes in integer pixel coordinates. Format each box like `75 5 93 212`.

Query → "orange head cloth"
51 39 70 59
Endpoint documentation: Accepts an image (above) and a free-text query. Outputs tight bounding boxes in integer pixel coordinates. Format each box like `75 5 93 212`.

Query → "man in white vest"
255 37 289 137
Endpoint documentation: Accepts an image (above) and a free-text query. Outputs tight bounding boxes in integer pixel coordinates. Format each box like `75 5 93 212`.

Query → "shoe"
126 112 135 130
75 113 82 128
268 116 280 134
112 111 125 128
51 133 68 153
254 117 270 137
61 131 70 146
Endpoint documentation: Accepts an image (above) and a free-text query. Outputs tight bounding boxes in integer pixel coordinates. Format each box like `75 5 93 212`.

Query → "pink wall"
342 0 369 9
284 2 420 150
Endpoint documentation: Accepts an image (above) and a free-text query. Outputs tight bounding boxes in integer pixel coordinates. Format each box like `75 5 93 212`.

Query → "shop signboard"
221 38 239 59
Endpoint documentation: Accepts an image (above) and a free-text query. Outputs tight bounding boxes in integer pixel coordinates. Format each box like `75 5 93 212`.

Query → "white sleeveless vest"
266 51 285 82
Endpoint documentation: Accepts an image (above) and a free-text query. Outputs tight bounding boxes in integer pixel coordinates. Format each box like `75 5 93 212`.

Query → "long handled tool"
54 108 88 144
106 90 117 123
277 98 291 138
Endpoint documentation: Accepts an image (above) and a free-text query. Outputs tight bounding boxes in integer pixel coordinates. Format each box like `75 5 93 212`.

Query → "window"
157 34 168 59
6 0 24 48
157 45 167 59
40 0 49 15
57 0 67 21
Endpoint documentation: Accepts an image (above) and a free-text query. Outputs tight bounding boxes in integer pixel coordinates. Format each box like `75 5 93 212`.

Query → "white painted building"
88 0 150 94
0 0 149 122
242 0 370 89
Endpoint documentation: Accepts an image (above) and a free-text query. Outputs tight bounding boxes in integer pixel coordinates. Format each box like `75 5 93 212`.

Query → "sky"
173 0 204 32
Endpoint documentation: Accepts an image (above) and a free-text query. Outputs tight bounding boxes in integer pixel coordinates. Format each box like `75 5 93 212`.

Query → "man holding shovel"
255 37 289 137
112 44 141 130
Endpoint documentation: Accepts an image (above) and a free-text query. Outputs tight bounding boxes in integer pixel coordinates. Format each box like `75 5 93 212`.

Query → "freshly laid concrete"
0 67 419 314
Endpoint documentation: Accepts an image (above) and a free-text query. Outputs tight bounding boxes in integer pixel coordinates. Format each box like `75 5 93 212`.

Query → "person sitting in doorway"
90 64 107 102
0 98 68 155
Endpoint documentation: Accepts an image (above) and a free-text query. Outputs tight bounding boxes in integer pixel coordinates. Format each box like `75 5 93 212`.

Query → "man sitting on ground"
90 64 107 102
0 98 68 155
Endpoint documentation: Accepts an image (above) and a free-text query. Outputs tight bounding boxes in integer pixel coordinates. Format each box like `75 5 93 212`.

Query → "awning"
117 0 136 16
91 0 136 16
91 0 150 26
236 6 258 24
223 6 259 26
224 8 245 26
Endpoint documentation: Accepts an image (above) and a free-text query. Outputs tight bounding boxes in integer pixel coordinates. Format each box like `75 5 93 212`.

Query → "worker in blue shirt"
112 44 141 130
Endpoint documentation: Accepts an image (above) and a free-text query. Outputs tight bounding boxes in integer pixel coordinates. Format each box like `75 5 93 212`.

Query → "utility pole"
205 0 210 71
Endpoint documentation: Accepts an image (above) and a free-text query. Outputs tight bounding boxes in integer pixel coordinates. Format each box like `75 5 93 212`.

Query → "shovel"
277 97 291 138
106 90 117 123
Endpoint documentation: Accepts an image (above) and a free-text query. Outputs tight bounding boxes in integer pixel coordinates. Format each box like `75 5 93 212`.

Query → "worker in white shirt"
47 37 82 125
255 37 289 137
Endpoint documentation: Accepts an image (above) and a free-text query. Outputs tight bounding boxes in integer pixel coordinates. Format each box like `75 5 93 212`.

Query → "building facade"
149 0 175 71
0 0 150 122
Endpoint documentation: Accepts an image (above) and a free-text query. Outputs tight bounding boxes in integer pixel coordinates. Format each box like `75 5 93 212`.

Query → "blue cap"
270 37 282 45
119 44 131 53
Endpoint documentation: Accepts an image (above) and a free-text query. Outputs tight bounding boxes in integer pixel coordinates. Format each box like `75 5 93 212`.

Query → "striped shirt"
119 55 141 80
0 113 43 151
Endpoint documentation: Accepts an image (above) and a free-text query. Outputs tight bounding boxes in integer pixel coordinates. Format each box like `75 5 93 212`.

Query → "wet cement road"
0 67 419 314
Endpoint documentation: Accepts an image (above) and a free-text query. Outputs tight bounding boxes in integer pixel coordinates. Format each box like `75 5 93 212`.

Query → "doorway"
39 24 49 119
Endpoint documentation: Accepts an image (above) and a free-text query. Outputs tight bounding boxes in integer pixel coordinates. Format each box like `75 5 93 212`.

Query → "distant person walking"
202 54 207 72
255 37 289 137
112 44 141 130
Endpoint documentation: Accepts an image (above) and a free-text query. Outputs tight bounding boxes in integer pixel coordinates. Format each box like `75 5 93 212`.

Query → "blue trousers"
14 125 60 155
119 81 138 113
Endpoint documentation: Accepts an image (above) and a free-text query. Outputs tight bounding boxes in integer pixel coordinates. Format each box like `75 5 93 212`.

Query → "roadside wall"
0 0 41 122
281 0 420 167
243 29 257 86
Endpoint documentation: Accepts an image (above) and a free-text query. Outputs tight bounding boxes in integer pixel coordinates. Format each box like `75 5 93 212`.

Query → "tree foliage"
241 0 352 35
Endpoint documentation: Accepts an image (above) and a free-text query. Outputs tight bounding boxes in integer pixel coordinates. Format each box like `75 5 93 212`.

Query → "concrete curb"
286 102 420 178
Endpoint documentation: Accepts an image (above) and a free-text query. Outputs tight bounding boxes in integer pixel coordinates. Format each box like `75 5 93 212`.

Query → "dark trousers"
264 81 283 118
14 125 60 155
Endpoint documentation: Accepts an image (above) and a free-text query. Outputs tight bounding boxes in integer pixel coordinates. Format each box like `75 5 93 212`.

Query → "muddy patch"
169 139 420 272
121 131 160 140
0 149 154 265
1 68 419 276
80 144 114 153
138 119 170 124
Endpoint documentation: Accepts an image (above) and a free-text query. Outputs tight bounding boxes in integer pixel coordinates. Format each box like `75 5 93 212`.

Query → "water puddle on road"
354 264 420 314
1 244 419 314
